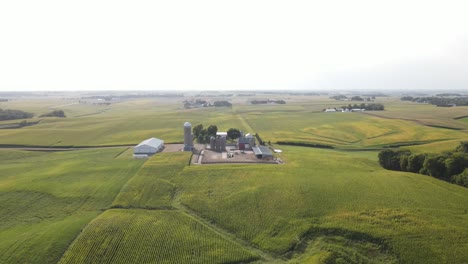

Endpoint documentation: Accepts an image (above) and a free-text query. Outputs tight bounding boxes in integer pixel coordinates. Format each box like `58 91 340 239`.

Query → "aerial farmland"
0 91 467 264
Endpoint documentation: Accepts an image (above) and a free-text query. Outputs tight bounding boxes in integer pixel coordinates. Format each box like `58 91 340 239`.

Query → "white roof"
184 122 191 127
135 137 164 148
216 132 228 136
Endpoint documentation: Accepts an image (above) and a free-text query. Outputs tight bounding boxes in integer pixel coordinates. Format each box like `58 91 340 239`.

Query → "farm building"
133 137 164 158
237 133 255 150
210 136 226 152
216 131 228 137
252 145 273 159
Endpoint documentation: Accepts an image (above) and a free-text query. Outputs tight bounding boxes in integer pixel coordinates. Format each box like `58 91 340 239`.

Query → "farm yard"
0 93 467 263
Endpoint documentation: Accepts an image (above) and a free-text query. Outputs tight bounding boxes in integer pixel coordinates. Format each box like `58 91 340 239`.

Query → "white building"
216 132 228 137
133 137 164 158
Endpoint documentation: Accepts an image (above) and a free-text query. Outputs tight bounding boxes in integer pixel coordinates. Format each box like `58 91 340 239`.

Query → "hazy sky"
1 0 467 91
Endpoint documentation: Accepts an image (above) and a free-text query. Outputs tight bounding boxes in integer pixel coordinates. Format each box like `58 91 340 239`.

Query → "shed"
134 137 164 157
252 145 274 159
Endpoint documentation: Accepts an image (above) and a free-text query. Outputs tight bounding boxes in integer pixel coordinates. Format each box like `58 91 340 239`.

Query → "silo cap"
184 122 192 127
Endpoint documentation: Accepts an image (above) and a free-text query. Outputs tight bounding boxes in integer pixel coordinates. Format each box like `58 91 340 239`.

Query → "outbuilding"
252 145 274 159
133 137 164 158
238 133 255 150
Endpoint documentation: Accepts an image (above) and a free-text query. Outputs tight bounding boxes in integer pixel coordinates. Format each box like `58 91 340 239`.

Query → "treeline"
184 100 232 109
341 103 384 111
378 142 468 187
401 96 468 106
330 95 376 101
0 108 34 121
251 99 286 104
212 101 232 107
40 110 66 118
192 124 242 143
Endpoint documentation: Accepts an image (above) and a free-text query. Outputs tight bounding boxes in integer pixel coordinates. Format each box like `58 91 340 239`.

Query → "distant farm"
0 91 467 264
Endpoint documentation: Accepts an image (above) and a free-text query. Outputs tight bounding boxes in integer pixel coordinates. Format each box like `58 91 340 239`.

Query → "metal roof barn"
252 145 273 159
134 137 164 156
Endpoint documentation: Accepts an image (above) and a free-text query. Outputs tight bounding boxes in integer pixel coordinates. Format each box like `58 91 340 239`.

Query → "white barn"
133 137 164 158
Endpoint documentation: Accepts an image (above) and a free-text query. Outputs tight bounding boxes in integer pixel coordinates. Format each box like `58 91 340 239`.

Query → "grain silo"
183 122 193 151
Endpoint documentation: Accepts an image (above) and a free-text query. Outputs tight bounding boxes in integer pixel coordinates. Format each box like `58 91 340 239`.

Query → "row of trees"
330 95 376 101
40 110 66 118
341 103 385 111
401 96 468 106
378 142 468 187
250 99 286 104
0 108 34 121
192 124 242 143
184 100 232 109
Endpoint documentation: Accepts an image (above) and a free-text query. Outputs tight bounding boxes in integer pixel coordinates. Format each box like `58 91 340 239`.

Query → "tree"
422 154 447 179
227 128 241 141
351 96 364 101
197 129 210 143
378 150 410 171
455 141 468 153
207 125 218 136
444 153 468 177
0 108 34 121
40 110 66 118
407 154 426 173
452 169 468 187
193 124 203 139
399 152 411 171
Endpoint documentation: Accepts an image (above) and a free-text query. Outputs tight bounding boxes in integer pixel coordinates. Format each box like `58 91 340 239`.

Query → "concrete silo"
183 122 193 151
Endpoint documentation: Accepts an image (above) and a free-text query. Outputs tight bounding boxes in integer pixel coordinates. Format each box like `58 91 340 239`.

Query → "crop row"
59 209 259 264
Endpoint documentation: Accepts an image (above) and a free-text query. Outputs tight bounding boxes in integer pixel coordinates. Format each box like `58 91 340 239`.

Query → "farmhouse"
133 137 164 158
252 145 273 159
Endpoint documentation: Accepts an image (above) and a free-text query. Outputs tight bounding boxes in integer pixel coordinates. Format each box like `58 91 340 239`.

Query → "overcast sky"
0 0 467 91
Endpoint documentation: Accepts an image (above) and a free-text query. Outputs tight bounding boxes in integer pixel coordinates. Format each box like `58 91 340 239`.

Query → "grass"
0 148 144 264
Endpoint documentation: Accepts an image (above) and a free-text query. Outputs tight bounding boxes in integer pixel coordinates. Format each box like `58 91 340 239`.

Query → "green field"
0 94 467 263
59 209 259 264
0 148 144 263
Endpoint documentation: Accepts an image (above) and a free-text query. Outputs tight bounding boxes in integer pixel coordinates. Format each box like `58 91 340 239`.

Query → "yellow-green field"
1 96 466 149
0 148 144 263
0 95 467 263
